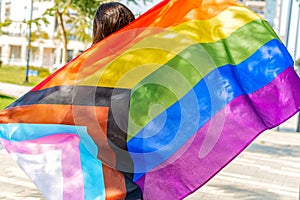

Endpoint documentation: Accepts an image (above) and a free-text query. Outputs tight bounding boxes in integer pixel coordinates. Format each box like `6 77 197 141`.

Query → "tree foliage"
43 0 152 63
0 19 12 35
25 17 50 42
42 0 102 63
295 58 300 66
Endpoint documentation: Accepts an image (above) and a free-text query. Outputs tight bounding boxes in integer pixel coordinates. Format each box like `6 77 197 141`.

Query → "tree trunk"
56 12 68 64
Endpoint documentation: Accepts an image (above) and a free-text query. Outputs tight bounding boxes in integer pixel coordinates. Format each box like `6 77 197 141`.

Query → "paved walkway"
0 130 299 200
0 82 32 98
186 130 300 200
0 82 300 199
0 146 45 200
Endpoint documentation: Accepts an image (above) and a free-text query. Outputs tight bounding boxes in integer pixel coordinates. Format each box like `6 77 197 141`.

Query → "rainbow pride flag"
1 0 300 199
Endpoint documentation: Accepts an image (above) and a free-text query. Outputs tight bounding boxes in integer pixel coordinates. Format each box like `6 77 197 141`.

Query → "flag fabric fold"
1 0 300 199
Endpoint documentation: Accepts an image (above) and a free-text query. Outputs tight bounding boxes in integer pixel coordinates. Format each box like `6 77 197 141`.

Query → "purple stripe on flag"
136 67 300 199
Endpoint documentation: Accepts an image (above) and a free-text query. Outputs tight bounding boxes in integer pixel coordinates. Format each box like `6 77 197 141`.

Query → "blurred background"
0 0 299 71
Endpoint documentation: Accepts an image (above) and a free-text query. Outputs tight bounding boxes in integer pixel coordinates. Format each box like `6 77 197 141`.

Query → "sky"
120 0 161 17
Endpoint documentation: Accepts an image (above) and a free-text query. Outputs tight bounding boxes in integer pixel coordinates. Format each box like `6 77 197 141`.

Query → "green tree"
0 19 12 34
24 16 50 42
43 0 152 63
43 0 111 63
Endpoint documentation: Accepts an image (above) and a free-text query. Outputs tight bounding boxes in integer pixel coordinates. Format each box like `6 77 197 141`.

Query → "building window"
10 45 21 60
31 47 40 62
60 48 63 63
67 50 73 62
5 2 11 18
43 48 54 67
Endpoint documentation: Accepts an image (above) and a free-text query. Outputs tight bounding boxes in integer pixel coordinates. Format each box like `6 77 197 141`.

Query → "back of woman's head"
92 2 135 45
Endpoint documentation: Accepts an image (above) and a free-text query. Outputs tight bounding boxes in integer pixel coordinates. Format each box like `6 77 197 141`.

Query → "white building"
277 0 300 61
239 0 267 18
0 0 90 70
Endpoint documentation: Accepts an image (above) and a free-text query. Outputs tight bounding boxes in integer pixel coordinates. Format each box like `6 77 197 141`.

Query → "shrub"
29 66 51 78
295 58 300 66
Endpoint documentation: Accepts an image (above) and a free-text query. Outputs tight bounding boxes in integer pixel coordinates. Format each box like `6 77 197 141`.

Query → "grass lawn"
0 94 15 110
0 65 50 110
0 65 49 86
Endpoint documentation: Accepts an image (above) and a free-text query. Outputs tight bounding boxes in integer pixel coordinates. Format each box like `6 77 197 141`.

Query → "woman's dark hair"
92 2 135 45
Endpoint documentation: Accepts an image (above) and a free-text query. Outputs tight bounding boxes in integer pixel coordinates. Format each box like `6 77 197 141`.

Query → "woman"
92 2 135 45
92 2 143 200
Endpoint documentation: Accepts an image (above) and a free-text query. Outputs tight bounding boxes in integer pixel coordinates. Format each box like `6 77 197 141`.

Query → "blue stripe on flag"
128 39 293 179
79 143 106 199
